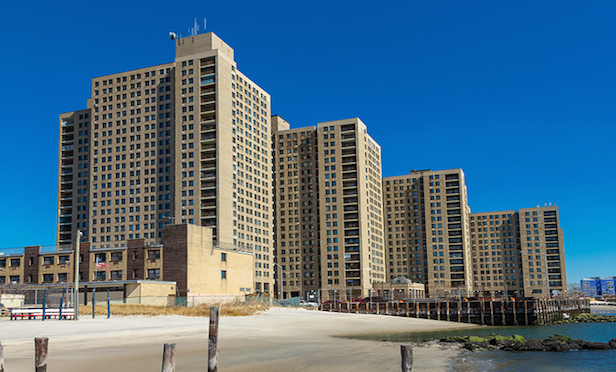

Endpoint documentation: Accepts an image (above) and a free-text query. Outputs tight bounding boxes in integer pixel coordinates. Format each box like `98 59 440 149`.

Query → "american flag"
96 257 109 270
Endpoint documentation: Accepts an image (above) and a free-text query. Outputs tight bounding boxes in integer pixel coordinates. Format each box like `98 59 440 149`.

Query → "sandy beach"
0 307 478 371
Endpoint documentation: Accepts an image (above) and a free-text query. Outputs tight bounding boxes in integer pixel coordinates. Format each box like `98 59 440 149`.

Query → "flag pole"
93 257 97 318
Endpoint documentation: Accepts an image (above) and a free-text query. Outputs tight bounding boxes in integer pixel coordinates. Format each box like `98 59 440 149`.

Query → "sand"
0 307 478 371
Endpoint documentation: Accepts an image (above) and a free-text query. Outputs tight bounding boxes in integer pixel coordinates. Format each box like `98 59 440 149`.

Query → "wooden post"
457 301 461 323
208 306 220 372
437 302 440 321
490 301 494 326
35 337 49 372
501 301 506 325
0 341 4 372
512 299 518 326
162 343 177 372
415 302 419 318
405 302 409 317
400 344 413 372
446 301 450 322
524 300 528 325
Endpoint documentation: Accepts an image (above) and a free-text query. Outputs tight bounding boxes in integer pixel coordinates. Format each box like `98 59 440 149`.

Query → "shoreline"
0 307 477 371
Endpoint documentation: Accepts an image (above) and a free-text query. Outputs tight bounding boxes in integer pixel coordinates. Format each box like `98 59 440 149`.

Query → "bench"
10 308 75 320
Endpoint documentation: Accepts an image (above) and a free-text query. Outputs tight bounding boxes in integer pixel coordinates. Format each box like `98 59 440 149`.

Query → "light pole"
74 230 82 320
65 259 70 308
273 263 283 300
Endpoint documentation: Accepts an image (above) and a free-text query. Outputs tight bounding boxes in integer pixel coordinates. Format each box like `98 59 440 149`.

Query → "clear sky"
1 1 614 284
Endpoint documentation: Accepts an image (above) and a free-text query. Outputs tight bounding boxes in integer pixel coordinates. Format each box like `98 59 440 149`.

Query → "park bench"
10 307 75 320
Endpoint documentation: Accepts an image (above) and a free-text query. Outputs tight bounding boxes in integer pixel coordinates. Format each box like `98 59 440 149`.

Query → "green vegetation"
559 313 616 324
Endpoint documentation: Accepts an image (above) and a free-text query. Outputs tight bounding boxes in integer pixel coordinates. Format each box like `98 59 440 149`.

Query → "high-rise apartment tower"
57 32 274 293
382 169 473 297
272 117 385 300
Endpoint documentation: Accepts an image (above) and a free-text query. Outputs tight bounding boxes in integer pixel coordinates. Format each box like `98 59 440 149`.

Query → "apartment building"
0 224 253 299
469 206 567 299
382 169 472 297
272 117 385 300
57 32 273 293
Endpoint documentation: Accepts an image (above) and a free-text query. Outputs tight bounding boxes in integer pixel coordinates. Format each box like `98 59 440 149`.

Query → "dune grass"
78 302 271 317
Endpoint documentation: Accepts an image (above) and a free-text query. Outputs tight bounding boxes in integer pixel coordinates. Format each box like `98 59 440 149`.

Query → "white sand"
0 308 478 371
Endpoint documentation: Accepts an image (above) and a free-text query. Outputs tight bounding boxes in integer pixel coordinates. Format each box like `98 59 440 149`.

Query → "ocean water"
344 309 616 371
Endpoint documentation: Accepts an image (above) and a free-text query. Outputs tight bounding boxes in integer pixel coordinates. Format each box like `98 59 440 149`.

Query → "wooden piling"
0 341 4 372
162 343 177 372
400 345 413 372
437 302 440 321
35 338 48 372
208 306 220 372
501 301 506 325
490 301 494 325
446 301 450 322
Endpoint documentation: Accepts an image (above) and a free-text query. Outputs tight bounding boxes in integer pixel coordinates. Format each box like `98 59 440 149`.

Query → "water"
344 309 616 371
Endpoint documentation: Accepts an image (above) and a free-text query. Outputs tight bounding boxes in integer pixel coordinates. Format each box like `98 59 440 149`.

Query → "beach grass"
77 302 271 317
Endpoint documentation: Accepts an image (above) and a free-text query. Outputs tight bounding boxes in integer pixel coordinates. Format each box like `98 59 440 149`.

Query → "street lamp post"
74 230 82 320
273 263 283 300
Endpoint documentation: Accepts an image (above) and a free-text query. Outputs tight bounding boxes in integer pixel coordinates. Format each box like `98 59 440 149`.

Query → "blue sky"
1 1 614 283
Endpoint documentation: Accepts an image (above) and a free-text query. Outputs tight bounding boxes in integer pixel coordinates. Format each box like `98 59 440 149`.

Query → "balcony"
344 254 360 262
340 124 355 132
345 279 361 287
202 219 216 227
201 123 216 132
446 188 459 194
343 189 358 196
201 113 216 122
342 165 357 172
201 201 216 208
200 85 216 95
342 181 357 188
201 191 216 199
345 271 360 278
344 221 359 228
341 156 356 164
201 134 216 142
344 230 359 237
343 205 358 212
342 172 357 180
201 94 215 103
340 134 356 141
340 141 356 148
345 246 360 253
201 181 216 189
202 210 216 217
344 213 359 220
343 197 358 204
201 171 216 179
200 103 215 113
201 161 216 170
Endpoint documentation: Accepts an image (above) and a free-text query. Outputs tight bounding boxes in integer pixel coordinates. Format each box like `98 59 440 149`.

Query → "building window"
221 253 227 262
111 270 123 280
42 274 54 283
221 270 227 279
148 250 161 260
95 271 106 281
43 257 54 266
147 269 160 280
10 259 20 267
111 252 123 262
10 275 20 284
